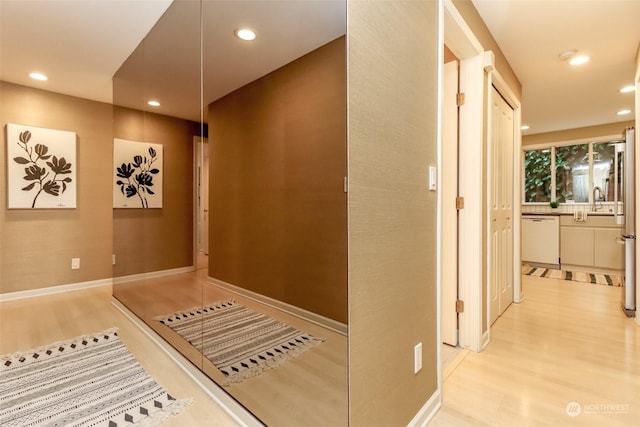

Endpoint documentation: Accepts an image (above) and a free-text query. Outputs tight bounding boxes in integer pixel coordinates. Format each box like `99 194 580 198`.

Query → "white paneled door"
442 60 459 346
489 85 514 325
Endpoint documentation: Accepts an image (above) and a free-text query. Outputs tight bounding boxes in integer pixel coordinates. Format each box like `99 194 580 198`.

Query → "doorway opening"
195 137 209 271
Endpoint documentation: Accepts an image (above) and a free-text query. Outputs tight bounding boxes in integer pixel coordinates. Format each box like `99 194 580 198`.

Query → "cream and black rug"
0 328 190 427
156 300 324 385
522 265 624 287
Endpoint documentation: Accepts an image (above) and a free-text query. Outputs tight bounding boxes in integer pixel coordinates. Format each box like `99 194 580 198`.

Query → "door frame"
441 0 522 354
635 59 640 327
193 136 209 267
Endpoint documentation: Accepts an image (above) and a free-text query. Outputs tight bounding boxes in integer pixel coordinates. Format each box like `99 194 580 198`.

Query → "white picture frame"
113 138 163 208
6 123 77 209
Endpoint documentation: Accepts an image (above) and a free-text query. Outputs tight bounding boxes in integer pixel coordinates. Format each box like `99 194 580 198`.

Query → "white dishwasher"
521 215 560 267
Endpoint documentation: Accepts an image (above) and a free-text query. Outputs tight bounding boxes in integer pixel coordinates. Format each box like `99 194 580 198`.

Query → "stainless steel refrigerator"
619 127 636 317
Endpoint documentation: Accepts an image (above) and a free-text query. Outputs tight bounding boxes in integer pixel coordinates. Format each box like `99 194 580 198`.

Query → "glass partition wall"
113 1 347 425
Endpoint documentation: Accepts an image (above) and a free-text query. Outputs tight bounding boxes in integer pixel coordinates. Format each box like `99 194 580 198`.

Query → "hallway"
432 274 640 426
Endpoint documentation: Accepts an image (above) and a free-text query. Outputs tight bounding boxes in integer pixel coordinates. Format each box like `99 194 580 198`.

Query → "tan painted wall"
523 120 635 146
347 1 439 425
208 37 348 324
0 82 113 293
453 0 522 100
113 107 199 277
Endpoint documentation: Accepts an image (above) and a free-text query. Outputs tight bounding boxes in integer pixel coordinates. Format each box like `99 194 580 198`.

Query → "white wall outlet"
71 258 80 270
414 342 423 374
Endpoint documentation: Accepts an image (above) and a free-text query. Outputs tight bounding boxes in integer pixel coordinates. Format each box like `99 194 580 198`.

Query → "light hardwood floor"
432 274 640 426
113 265 348 427
3 273 638 426
0 285 239 427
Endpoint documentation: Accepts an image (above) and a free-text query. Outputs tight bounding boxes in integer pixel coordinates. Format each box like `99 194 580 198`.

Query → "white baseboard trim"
112 266 195 285
1 266 196 302
208 277 348 336
407 388 442 427
0 278 112 302
481 329 490 350
111 298 264 427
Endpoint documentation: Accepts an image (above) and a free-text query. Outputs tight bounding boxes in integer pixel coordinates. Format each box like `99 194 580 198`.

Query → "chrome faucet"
592 186 604 211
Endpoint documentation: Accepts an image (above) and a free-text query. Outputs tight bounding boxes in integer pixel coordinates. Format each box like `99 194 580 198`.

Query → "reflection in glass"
112 1 348 425
555 144 589 203
593 142 616 200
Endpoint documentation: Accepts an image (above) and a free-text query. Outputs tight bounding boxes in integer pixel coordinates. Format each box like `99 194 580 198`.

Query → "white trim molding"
0 278 112 302
407 389 442 427
112 266 195 285
1 266 196 302
208 277 348 336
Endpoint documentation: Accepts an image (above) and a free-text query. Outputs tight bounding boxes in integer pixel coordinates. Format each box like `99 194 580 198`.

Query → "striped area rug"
522 265 624 287
156 300 324 385
0 328 190 427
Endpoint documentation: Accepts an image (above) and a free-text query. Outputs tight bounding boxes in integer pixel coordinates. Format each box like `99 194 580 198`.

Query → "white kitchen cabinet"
560 226 594 266
594 228 625 269
559 215 624 271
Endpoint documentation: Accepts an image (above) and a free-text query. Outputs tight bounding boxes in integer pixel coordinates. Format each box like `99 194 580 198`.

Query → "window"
522 139 621 204
523 149 551 202
593 142 616 201
555 144 588 203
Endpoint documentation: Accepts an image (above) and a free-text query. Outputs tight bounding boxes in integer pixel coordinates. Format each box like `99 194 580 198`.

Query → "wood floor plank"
432 274 640 426
4 271 636 426
114 265 348 427
0 285 239 427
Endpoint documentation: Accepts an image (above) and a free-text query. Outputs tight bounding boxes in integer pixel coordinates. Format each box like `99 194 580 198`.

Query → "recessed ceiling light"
521 125 530 130
620 85 635 93
29 72 48 81
617 109 632 116
558 49 577 61
235 28 256 41
569 55 590 66
148 100 160 107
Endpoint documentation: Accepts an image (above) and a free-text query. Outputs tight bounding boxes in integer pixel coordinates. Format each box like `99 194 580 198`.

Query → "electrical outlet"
71 258 80 270
414 342 423 374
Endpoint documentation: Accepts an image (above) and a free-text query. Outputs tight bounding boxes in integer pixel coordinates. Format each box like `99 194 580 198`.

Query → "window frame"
521 134 623 206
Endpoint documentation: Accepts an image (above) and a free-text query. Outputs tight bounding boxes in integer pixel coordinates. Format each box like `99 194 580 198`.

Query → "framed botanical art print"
113 138 163 208
6 123 77 209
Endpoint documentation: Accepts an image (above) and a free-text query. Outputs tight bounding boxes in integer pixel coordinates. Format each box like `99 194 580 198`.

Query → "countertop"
522 211 615 217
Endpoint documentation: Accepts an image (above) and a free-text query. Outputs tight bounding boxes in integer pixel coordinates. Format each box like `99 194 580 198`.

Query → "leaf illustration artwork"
12 129 74 208
115 146 161 208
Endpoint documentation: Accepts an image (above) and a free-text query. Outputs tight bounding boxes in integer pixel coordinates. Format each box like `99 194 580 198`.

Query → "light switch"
428 166 437 191
414 342 423 373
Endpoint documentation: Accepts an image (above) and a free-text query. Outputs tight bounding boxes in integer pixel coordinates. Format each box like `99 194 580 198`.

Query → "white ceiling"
2 0 636 134
1 0 346 122
0 0 173 104
472 0 640 135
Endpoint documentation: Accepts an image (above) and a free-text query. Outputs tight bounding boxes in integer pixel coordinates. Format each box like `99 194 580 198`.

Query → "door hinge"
456 93 465 107
343 177 348 193
456 196 465 210
456 299 465 313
